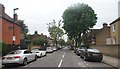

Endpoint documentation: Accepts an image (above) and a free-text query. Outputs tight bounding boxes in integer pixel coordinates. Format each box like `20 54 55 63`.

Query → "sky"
0 0 119 37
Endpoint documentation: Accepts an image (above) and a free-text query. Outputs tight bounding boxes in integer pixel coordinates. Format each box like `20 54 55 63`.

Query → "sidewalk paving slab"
102 55 119 69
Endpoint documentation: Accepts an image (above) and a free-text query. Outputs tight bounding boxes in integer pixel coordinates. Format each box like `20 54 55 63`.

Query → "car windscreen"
8 50 22 54
87 49 100 53
47 47 52 49
38 48 46 50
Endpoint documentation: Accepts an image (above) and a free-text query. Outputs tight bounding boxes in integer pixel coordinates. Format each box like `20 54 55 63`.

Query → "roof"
0 4 19 26
110 17 120 25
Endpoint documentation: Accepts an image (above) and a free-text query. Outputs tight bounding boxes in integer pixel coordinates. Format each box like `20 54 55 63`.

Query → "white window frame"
112 24 116 32
112 38 116 44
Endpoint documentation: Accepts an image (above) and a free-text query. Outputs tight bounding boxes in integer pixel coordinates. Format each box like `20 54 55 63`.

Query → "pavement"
102 55 119 69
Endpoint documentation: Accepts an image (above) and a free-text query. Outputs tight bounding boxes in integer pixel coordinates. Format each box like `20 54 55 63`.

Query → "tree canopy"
32 37 47 46
18 20 28 34
62 3 97 47
58 39 65 46
47 20 64 46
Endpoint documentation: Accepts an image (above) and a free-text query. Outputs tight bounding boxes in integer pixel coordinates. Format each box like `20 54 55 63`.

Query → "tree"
66 39 73 46
47 20 64 46
58 39 65 46
32 37 48 46
18 20 29 39
62 3 97 47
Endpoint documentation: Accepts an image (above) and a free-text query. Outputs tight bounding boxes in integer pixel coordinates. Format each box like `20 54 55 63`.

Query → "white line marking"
86 64 89 66
62 55 65 58
83 65 86 67
64 53 65 55
78 63 82 66
58 59 63 67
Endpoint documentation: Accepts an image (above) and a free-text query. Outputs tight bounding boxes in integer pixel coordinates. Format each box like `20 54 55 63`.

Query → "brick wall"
91 45 119 58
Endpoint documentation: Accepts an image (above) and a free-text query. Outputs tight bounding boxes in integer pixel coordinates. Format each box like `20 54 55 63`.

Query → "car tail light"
14 56 20 58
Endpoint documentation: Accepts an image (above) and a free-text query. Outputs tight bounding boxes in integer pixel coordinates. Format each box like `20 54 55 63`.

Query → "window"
112 38 116 44
112 24 116 32
8 26 13 30
24 50 31 54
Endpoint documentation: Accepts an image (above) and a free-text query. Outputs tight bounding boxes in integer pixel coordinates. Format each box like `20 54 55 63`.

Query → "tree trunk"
75 38 78 48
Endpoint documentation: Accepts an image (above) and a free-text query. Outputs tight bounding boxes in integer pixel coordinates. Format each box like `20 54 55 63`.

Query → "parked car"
80 48 103 62
52 47 57 51
31 48 47 58
74 48 81 56
46 47 54 53
2 49 37 66
70 46 74 50
57 46 62 50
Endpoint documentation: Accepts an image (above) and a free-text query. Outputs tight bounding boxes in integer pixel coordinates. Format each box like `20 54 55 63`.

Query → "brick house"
109 17 120 45
28 31 47 41
87 23 110 46
0 4 20 49
27 31 48 50
87 19 119 58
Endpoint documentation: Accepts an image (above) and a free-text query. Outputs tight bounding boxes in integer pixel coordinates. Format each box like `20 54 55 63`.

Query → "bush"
0 41 7 51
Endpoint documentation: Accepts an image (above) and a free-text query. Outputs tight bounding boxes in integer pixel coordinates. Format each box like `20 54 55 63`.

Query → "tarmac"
0 55 119 68
102 55 119 69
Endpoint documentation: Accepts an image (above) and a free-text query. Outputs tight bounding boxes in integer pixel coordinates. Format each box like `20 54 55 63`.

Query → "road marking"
86 64 89 66
62 54 65 58
58 59 63 67
58 53 65 67
84 61 86 63
83 65 86 67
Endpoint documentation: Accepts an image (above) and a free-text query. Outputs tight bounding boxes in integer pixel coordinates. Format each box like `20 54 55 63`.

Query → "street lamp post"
13 8 19 50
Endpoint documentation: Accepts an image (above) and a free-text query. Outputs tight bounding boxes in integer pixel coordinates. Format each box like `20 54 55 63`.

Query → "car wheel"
22 58 27 66
34 55 37 61
39 54 42 58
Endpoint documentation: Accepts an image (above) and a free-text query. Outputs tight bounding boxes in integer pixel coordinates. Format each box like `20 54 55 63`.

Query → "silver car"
2 49 37 66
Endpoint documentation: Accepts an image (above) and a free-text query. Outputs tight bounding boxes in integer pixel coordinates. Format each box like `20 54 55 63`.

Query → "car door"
28 51 35 61
24 50 34 62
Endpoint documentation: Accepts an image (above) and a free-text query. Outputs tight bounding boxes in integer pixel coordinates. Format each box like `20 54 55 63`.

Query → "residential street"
2 47 115 69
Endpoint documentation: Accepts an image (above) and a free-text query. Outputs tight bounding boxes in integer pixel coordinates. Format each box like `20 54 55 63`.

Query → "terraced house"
87 17 120 58
0 4 20 50
110 17 120 45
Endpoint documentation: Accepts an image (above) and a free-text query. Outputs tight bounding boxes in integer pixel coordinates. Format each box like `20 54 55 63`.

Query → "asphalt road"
2 47 115 69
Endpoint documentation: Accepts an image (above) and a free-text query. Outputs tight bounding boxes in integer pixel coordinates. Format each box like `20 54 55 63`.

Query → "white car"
52 47 57 51
31 48 47 58
2 49 37 66
46 47 54 53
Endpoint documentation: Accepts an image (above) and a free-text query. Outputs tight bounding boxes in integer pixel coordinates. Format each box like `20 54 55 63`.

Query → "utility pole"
13 8 19 50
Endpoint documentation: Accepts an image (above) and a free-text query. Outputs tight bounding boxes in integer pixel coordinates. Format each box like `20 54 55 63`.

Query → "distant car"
70 46 74 50
31 48 47 58
52 47 57 51
80 48 103 62
46 47 54 53
57 46 62 50
2 49 37 66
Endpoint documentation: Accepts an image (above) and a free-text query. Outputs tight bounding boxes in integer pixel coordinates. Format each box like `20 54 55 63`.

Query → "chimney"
103 23 108 28
0 4 5 16
14 13 18 21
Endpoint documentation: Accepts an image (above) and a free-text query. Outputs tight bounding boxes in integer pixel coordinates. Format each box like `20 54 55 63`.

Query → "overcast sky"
0 0 119 37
